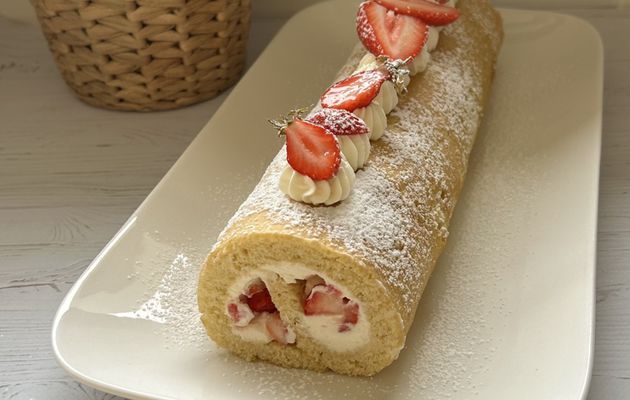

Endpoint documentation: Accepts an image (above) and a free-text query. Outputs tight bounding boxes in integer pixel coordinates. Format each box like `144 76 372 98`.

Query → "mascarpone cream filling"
232 312 296 344
338 134 370 170
226 277 296 344
226 263 370 352
279 157 355 205
260 262 370 352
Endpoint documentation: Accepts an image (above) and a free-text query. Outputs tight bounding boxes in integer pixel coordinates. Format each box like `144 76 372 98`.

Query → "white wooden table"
1 3 628 399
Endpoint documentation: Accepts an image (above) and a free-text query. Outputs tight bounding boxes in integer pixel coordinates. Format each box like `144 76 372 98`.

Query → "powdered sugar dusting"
104 0 512 398
117 237 212 351
214 0 502 323
307 108 369 136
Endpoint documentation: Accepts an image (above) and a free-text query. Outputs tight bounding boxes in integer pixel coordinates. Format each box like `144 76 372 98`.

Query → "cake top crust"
215 0 503 319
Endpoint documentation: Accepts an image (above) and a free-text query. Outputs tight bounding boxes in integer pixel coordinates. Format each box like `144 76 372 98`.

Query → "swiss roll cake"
198 0 503 376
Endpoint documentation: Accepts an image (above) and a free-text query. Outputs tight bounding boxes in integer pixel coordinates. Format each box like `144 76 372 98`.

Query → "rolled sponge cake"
198 0 503 377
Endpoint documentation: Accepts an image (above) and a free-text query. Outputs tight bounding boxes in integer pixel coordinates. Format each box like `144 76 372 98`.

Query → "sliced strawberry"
265 312 292 345
337 303 360 332
246 287 276 313
227 302 254 327
307 108 369 137
303 275 326 296
245 279 266 297
374 0 459 25
320 69 389 111
342 302 360 325
304 285 346 315
357 1 428 60
304 284 361 333
227 303 240 322
244 279 276 313
338 324 351 333
285 119 341 181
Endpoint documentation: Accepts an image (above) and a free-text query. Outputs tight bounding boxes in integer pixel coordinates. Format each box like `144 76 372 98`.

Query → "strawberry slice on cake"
357 0 460 76
320 69 394 140
374 0 460 25
307 108 371 170
274 116 356 205
226 279 295 344
284 118 341 181
304 284 361 333
356 1 428 61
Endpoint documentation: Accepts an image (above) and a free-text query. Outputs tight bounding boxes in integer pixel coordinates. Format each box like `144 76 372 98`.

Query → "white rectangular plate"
53 3 603 400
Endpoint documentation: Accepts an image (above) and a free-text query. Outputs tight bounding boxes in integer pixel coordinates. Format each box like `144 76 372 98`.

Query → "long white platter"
53 3 603 399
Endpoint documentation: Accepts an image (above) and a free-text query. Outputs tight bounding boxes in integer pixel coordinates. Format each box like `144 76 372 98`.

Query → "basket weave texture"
32 0 251 111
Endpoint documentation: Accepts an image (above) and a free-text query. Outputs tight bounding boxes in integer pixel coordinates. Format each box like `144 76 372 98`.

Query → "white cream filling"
226 263 370 352
229 312 297 345
226 277 297 344
233 313 274 344
231 301 254 327
353 102 387 141
279 157 355 205
261 262 370 353
338 134 370 170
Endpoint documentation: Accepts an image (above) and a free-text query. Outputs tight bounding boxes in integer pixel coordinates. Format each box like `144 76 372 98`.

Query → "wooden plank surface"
0 6 629 400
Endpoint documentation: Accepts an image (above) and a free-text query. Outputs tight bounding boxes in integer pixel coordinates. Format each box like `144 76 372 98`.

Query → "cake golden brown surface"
198 0 503 376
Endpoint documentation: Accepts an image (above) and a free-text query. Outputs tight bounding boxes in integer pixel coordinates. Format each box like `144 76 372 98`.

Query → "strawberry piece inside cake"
303 278 360 333
226 278 296 345
225 270 367 351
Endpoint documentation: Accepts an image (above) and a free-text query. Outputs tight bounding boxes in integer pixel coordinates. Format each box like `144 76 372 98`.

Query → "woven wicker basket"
31 0 251 111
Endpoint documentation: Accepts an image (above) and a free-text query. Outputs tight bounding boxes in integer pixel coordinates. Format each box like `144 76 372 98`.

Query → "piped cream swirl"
355 52 380 73
427 26 440 51
279 158 355 205
277 0 457 205
338 134 370 170
353 102 387 141
354 53 399 114
408 47 431 76
373 81 398 114
348 55 390 140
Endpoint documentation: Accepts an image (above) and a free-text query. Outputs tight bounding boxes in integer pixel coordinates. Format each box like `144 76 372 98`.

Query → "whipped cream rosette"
307 108 371 171
269 112 356 206
320 68 392 141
